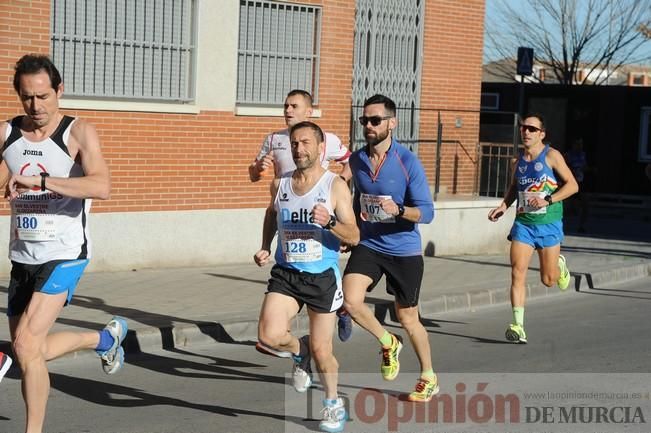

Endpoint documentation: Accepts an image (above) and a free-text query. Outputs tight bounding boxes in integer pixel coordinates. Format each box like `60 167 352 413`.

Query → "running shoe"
380 333 403 381
557 254 571 291
0 352 12 383
98 316 128 375
408 375 440 402
505 323 527 344
336 309 353 342
292 335 312 392
319 398 347 432
255 341 293 358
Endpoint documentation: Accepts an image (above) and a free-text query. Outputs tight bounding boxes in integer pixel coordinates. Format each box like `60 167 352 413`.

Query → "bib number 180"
16 216 38 230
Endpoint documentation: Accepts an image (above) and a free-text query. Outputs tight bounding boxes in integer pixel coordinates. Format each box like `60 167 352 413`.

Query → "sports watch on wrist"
40 172 50 192
325 215 337 229
396 204 405 217
544 195 553 206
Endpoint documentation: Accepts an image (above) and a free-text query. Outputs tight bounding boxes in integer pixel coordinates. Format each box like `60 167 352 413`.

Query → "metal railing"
478 111 520 198
348 106 521 199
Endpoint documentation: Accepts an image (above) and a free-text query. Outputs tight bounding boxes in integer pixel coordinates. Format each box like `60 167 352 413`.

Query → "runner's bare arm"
254 179 280 266
8 119 110 200
545 148 579 203
328 176 359 246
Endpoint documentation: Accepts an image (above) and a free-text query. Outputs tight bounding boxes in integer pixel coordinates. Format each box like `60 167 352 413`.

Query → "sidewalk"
0 216 649 355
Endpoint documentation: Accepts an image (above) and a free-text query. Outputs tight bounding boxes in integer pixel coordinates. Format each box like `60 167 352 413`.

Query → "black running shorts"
266 264 343 313
344 244 424 307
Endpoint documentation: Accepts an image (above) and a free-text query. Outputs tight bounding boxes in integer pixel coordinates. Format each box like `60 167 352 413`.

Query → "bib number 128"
285 241 307 253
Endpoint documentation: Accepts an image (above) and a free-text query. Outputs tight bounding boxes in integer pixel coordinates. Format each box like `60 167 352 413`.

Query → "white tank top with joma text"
2 116 92 264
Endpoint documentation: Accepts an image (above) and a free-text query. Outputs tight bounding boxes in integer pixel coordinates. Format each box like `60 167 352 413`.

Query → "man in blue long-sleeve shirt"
343 94 439 403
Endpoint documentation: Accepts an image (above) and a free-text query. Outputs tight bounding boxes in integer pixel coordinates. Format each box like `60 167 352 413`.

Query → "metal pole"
512 112 520 159
434 111 442 201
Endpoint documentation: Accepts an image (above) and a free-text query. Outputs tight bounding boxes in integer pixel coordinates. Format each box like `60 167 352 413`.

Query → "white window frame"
236 0 322 107
50 0 197 105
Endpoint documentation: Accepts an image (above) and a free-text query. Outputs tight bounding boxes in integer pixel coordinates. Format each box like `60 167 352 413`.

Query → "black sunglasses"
359 115 392 126
519 123 543 133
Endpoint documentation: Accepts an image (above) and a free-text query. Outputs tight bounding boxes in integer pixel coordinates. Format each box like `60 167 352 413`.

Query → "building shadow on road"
577 287 651 301
126 348 285 384
47 372 307 427
204 272 268 286
0 286 262 379
360 299 510 345
417 317 511 344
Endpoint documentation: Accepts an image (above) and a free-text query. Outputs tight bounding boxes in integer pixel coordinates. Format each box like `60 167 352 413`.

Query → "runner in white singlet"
2 54 128 433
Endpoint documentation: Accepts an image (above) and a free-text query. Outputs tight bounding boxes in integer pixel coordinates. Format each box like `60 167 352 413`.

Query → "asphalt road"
1 277 650 433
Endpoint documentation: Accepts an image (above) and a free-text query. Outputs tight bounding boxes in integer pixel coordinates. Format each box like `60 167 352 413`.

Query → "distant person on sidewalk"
342 94 439 403
564 138 589 233
253 121 359 433
488 113 578 344
248 89 354 343
2 54 127 433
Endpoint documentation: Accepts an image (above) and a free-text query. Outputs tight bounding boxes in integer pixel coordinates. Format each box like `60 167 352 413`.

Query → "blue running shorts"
7 259 89 316
508 220 563 249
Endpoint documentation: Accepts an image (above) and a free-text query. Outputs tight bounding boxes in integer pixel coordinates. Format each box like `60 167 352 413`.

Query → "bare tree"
484 0 651 85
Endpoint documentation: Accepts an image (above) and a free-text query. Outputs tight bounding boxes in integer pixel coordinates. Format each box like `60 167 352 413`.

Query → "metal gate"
351 0 425 152
478 110 520 197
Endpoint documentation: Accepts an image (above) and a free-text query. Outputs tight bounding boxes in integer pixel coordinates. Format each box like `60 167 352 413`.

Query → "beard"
293 154 316 169
364 128 390 146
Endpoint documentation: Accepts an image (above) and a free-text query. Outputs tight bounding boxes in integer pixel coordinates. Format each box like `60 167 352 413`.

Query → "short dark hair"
363 94 396 117
286 89 313 107
522 113 545 131
13 54 62 93
290 121 324 144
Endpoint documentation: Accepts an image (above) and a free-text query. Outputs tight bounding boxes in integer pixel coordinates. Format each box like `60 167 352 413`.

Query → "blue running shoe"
337 309 353 342
319 398 347 432
98 316 128 375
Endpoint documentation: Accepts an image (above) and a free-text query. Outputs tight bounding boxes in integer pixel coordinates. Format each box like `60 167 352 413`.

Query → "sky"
483 0 651 66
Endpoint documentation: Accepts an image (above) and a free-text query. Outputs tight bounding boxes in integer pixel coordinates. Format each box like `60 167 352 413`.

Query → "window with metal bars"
50 0 196 102
236 0 321 106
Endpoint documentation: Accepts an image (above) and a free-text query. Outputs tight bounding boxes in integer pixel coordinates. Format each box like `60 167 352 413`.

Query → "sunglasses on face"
519 124 543 133
359 115 392 126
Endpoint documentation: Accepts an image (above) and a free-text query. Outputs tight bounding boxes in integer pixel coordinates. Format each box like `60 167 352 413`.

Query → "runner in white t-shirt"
248 90 351 182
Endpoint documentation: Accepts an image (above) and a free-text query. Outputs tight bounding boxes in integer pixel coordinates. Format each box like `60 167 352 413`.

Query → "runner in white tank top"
3 115 91 263
253 121 359 432
2 54 128 432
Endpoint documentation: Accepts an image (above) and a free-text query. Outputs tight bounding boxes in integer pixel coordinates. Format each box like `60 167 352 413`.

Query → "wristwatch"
40 172 50 192
325 215 337 229
396 204 405 217
544 195 553 206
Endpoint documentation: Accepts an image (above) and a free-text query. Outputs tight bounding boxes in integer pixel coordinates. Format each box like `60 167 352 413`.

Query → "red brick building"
0 0 485 269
